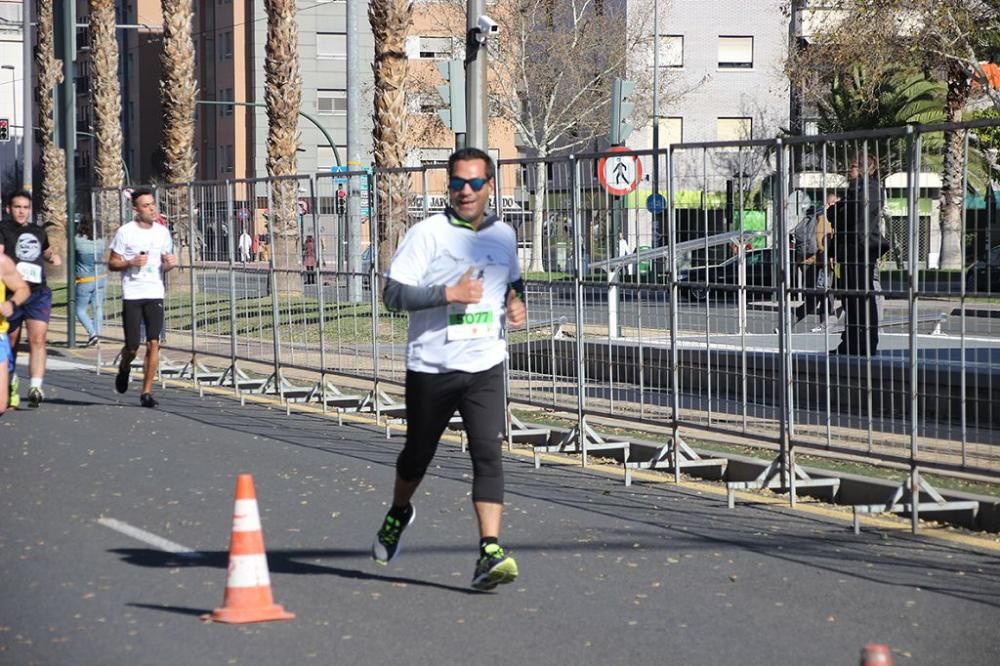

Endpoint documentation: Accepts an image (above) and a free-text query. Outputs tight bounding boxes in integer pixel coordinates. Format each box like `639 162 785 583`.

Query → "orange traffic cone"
860 644 893 665
203 474 295 624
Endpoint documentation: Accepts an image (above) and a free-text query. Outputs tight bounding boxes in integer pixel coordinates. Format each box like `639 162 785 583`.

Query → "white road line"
97 517 205 559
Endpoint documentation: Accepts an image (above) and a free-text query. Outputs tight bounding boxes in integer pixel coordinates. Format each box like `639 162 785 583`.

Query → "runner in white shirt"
108 188 177 408
371 148 527 591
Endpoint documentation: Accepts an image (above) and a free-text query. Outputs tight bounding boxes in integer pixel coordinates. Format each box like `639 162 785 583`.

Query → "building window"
658 35 683 68
220 31 233 60
718 36 753 69
317 32 347 58
648 116 683 145
717 117 752 141
407 36 453 60
317 89 347 115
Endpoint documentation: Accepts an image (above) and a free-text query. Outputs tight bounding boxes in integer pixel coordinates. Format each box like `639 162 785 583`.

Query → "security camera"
477 14 499 36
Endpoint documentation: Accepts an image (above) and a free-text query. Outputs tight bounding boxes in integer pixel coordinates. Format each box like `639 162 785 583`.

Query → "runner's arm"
383 278 448 312
0 255 30 317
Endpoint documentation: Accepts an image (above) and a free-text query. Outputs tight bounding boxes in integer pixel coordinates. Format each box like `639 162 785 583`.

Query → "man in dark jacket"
830 155 883 355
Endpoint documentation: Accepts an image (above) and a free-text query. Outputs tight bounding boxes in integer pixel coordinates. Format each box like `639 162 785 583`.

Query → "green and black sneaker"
371 504 415 565
471 543 518 591
8 375 19 410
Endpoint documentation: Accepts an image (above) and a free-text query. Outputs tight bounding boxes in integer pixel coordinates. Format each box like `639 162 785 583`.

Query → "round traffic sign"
646 193 667 214
598 146 643 196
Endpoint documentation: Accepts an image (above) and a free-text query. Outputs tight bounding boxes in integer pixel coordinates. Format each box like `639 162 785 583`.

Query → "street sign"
237 207 250 221
646 193 667 214
598 146 642 197
330 164 348 183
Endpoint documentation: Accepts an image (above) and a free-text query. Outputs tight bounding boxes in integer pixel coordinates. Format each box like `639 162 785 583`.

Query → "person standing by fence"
370 147 527 591
74 214 107 347
303 235 317 284
831 154 884 355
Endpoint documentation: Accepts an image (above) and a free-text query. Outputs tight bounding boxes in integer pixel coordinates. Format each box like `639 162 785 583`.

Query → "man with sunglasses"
371 147 527 591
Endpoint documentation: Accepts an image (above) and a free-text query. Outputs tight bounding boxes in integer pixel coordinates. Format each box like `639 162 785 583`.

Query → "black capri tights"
396 363 506 504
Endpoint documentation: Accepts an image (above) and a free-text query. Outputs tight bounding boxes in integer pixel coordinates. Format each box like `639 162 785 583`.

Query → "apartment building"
0 0 24 197
629 0 791 162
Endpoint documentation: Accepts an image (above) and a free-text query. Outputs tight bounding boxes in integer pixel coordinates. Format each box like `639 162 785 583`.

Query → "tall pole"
346 0 363 301
55 0 78 345
651 0 660 248
22 0 32 191
465 0 488 150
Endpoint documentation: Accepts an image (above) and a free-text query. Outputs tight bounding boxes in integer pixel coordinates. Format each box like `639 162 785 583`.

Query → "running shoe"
140 393 159 408
86 335 99 347
115 359 131 394
371 504 415 564
8 375 19 410
471 543 518 591
27 386 43 408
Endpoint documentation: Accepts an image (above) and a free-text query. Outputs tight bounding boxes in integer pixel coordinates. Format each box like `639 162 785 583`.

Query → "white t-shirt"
109 221 174 300
388 212 521 374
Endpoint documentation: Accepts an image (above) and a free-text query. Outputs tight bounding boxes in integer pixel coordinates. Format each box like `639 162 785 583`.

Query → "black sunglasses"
448 177 490 192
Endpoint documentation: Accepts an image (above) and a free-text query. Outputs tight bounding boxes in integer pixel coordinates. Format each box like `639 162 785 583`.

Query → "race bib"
16 262 42 284
446 304 496 341
133 258 159 282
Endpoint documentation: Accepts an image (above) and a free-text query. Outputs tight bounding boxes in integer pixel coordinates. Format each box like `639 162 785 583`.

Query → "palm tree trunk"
264 0 303 295
938 62 970 270
36 0 67 276
90 0 124 235
370 0 413 273
160 0 197 257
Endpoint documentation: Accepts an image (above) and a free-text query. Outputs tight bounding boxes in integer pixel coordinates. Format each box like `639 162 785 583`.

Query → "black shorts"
397 363 507 503
122 299 164 351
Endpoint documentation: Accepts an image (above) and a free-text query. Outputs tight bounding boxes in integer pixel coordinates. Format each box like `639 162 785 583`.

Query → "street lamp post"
194 100 341 169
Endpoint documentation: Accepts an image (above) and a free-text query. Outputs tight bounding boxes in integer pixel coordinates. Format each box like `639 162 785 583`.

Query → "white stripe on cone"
226 553 272 588
232 499 262 532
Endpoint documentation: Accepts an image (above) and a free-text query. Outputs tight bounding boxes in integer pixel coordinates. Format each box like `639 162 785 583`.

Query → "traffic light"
609 78 635 145
436 59 467 134
0 118 9 142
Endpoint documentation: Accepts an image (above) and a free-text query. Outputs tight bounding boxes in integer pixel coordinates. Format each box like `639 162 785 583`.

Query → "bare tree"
425 1 694 272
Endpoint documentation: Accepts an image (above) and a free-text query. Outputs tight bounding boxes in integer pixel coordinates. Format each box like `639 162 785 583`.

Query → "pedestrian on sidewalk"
108 188 177 408
371 147 527 591
74 214 107 347
0 252 30 416
0 189 62 408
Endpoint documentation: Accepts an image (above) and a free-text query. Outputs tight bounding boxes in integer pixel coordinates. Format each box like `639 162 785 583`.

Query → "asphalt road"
1 365 998 665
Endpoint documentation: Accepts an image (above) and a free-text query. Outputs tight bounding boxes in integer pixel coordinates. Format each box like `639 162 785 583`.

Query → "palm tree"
90 0 124 234
370 0 413 272
264 0 302 291
36 0 67 271
159 0 197 252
